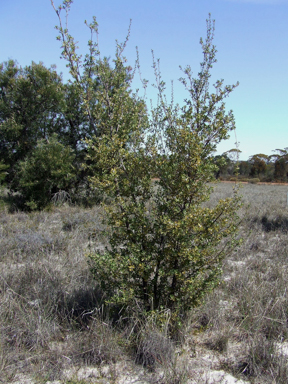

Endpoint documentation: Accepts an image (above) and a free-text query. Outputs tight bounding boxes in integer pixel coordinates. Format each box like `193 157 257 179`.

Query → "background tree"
62 82 89 152
270 148 288 181
0 60 65 185
249 153 268 178
238 160 251 178
17 134 76 210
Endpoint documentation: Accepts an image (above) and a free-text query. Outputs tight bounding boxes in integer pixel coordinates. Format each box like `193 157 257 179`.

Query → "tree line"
214 148 288 182
0 57 285 211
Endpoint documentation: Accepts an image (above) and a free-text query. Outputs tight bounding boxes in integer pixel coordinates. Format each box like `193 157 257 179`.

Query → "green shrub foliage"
17 134 76 210
0 60 65 182
52 3 241 317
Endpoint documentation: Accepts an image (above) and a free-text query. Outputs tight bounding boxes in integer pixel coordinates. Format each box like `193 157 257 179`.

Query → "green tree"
62 82 89 152
52 1 241 320
239 160 251 178
0 60 65 184
270 148 288 181
249 153 268 178
17 134 76 210
0 58 106 201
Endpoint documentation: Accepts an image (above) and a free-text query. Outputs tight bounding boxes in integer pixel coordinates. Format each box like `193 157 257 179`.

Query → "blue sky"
1 0 287 160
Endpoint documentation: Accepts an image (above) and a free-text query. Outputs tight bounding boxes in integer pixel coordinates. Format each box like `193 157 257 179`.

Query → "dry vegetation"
1 182 288 383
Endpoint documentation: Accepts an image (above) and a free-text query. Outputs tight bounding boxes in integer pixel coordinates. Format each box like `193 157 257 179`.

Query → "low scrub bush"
248 178 260 184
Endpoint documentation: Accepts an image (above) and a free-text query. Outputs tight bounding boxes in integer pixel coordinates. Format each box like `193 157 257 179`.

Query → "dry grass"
1 182 288 383
191 182 288 383
0 203 116 382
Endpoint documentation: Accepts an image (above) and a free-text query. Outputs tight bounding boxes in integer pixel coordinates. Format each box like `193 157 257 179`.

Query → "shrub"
17 134 76 210
85 16 241 321
248 178 260 184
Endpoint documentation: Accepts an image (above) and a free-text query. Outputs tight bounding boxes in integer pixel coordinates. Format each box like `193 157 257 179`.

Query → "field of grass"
1 182 288 383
